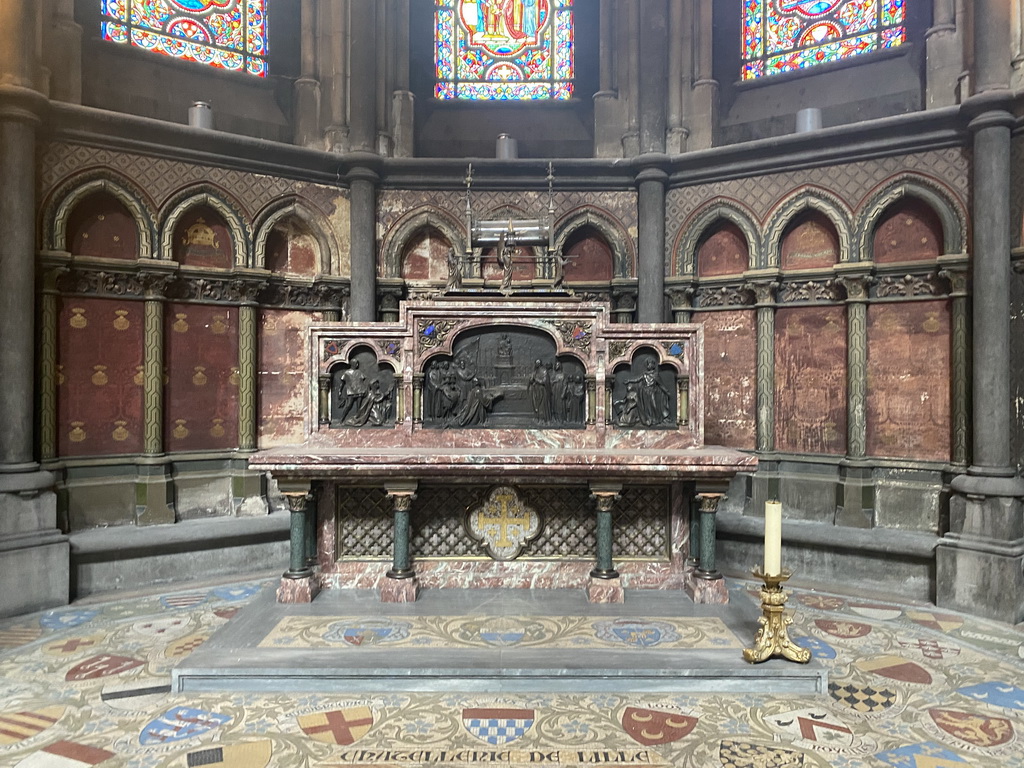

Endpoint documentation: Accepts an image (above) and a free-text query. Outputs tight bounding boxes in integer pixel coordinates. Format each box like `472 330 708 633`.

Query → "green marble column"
694 493 723 580
590 485 621 579
753 282 777 453
284 491 313 579
237 301 258 452
386 486 417 579
841 274 870 459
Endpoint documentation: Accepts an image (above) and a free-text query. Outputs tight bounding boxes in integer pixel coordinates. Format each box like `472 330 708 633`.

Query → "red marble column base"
277 574 321 603
586 576 625 603
380 576 420 603
685 572 729 604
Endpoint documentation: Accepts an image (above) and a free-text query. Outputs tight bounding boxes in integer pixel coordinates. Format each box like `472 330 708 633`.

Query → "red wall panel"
259 309 322 447
693 309 757 449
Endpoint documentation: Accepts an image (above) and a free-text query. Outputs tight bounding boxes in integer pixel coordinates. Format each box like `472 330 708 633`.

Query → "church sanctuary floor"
172 582 826 696
1 576 1023 767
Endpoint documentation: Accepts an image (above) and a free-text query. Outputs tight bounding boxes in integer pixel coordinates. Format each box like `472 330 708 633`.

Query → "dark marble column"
348 0 378 153
0 0 69 617
638 0 668 155
277 479 321 603
636 167 668 323
938 0 1024 624
348 167 379 322
587 482 623 603
382 482 419 603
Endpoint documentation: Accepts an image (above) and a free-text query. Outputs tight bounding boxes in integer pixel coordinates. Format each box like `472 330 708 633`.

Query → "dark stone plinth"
586 576 624 604
380 576 420 603
277 574 320 603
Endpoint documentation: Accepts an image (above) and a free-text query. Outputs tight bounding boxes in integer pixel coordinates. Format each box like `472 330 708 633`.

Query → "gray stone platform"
173 584 827 695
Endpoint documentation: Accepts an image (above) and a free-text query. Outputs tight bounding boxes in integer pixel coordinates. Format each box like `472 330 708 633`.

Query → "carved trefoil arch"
675 199 760 277
855 174 967 261
552 206 636 280
380 206 468 280
764 187 854 269
159 185 250 267
43 172 156 260
253 197 341 275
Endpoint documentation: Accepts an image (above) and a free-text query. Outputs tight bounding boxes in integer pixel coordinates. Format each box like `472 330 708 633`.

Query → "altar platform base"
173 584 826 695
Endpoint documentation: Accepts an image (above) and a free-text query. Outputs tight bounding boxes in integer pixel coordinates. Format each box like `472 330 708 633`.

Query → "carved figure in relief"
454 377 503 426
440 369 462 422
445 247 463 292
367 380 393 426
567 373 585 424
631 359 672 426
498 233 515 295
528 359 552 423
550 361 568 422
615 381 641 427
335 360 370 425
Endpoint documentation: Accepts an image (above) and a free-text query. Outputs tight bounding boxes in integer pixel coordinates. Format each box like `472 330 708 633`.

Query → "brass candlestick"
743 569 811 664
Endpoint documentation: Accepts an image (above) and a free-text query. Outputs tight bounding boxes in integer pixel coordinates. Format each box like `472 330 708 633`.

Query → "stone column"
593 0 624 157
348 167 379 322
636 167 668 323
837 272 872 527
39 266 65 464
233 280 267 515
927 0 963 107
939 0 1024 624
348 0 378 153
666 0 688 153
588 482 623 603
688 0 718 150
323 0 349 152
136 270 175 526
293 0 322 147
752 281 777 454
277 478 320 603
686 485 729 604
940 265 970 466
382 481 419 602
0 0 69 617
390 0 414 158
638 0 668 155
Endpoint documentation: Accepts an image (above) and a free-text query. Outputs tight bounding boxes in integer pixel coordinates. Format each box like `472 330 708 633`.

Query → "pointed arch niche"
696 220 750 278
561 225 614 283
780 210 841 270
265 218 320 277
172 204 235 269
66 190 140 261
870 197 944 264
401 225 454 283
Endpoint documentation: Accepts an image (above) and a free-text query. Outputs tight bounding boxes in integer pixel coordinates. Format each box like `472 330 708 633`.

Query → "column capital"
634 165 670 186
0 85 47 125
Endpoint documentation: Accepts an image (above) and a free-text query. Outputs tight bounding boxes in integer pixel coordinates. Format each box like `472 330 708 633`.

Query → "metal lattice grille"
337 484 671 561
612 486 671 559
336 487 393 558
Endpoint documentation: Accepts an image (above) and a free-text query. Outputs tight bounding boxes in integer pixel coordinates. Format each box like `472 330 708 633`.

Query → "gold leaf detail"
172 419 189 439
134 366 144 386
69 422 86 443
91 365 108 387
192 366 208 386
70 308 87 329
183 217 218 248
211 316 227 335
112 420 129 442
113 309 130 331
173 313 189 333
923 313 941 333
229 367 240 386
209 418 225 438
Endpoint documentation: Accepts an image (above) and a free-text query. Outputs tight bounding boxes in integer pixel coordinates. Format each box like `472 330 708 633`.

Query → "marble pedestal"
586 576 624 603
380 576 420 603
277 574 321 603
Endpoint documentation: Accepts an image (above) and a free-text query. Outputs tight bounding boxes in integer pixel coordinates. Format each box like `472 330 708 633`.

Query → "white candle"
764 500 782 577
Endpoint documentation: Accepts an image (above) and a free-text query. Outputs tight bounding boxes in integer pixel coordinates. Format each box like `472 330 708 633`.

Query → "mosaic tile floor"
1 577 1023 767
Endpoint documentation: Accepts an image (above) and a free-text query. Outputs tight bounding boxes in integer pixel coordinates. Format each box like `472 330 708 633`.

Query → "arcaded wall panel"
693 310 756 450
66 191 139 260
867 302 951 461
774 306 847 455
258 309 322 448
401 227 453 282
164 303 239 453
57 298 144 457
696 223 749 277
872 198 943 263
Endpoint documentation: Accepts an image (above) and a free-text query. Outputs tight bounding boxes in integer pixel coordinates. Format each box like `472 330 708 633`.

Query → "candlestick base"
742 569 811 664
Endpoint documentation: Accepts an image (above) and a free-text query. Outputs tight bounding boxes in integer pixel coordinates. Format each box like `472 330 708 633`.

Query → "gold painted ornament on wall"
113 309 131 331
172 419 189 439
112 421 129 442
134 366 144 386
229 367 240 386
70 307 88 329
192 366 208 386
182 217 220 250
69 422 87 443
91 365 109 386
211 315 228 335
210 418 225 438
173 313 189 333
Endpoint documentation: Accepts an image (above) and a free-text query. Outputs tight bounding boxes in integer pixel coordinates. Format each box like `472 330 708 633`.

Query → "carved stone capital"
283 491 312 514
667 285 696 310
747 280 779 305
778 279 842 304
874 273 941 298
696 493 724 514
837 274 873 301
939 267 969 296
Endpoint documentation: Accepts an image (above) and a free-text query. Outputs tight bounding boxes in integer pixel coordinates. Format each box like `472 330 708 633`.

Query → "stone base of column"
380 575 420 603
135 462 175 526
231 469 267 517
586 575 624 604
277 574 320 603
938 476 1024 623
937 538 1024 623
686 570 728 605
0 475 69 617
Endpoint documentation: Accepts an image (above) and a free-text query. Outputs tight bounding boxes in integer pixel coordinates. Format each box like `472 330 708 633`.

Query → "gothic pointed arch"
765 188 853 268
380 207 467 279
553 206 635 280
159 186 250 267
43 172 156 260
253 197 340 275
675 199 760 276
856 175 966 260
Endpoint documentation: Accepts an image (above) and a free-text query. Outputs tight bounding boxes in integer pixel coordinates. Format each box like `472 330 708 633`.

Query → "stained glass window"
742 1 906 80
434 0 574 100
100 0 268 77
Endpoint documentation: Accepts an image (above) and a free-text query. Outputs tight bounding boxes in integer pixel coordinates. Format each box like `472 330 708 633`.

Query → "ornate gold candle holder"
742 569 811 664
